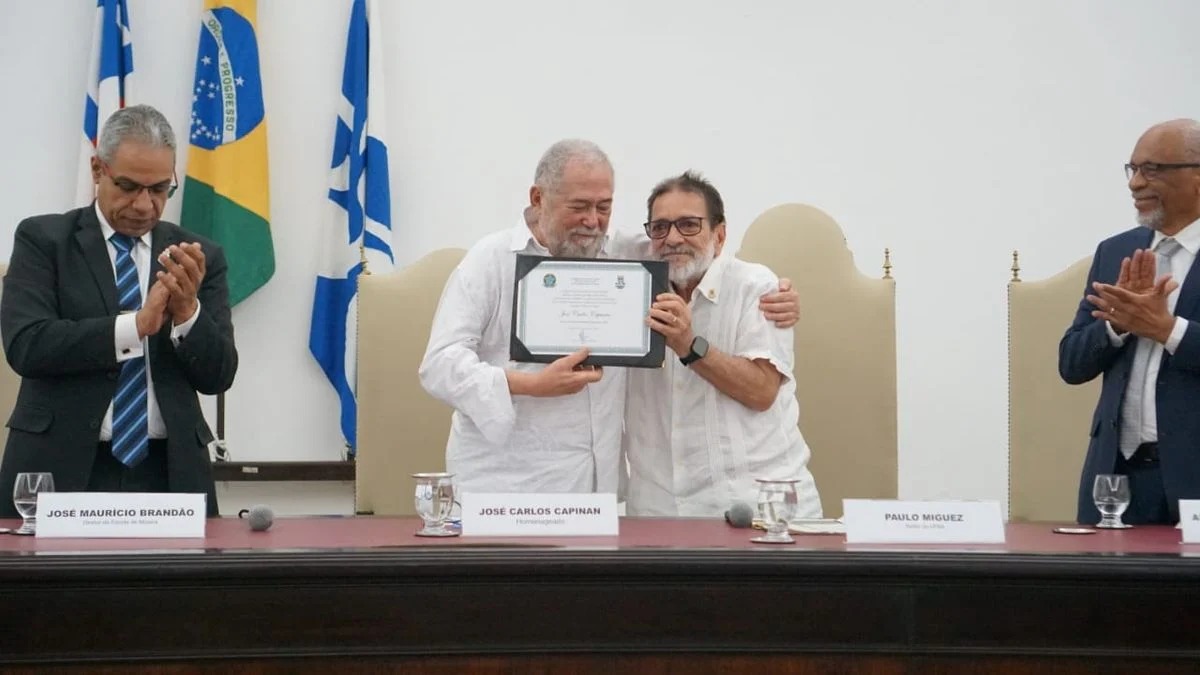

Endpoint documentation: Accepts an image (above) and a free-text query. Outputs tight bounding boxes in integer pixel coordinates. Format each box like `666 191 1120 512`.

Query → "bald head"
1128 119 1200 235
1138 119 1200 162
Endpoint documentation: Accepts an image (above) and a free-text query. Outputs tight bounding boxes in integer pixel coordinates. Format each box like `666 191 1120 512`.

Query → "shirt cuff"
114 312 143 362
1105 320 1130 347
1164 316 1188 354
170 301 201 346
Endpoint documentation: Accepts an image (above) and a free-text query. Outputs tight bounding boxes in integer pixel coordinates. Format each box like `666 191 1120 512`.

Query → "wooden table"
1 518 1197 674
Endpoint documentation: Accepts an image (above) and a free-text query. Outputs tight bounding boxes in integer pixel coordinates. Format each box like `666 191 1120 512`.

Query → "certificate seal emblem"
542 273 557 288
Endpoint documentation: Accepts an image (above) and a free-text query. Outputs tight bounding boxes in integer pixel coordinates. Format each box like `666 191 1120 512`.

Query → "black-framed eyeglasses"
1124 162 1200 181
101 162 178 199
644 216 705 240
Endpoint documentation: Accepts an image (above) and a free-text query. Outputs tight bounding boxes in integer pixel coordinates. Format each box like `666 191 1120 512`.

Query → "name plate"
36 493 206 538
1180 500 1200 542
461 493 618 537
843 499 1005 544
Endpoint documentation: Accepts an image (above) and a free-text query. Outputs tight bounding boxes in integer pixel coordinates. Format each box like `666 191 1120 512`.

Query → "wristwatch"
679 336 709 366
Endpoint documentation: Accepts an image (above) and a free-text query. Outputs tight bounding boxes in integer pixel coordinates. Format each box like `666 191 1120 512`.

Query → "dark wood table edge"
211 461 354 482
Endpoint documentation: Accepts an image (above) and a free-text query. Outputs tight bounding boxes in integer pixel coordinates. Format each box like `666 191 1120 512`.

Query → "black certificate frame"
510 255 668 368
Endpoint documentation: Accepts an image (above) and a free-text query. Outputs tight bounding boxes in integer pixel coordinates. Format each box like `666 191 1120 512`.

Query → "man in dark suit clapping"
0 104 237 517
1060 119 1200 525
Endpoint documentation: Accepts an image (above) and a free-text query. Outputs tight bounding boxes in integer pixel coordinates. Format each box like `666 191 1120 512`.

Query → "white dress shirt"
95 204 199 441
419 222 625 495
623 252 822 518
1110 218 1200 457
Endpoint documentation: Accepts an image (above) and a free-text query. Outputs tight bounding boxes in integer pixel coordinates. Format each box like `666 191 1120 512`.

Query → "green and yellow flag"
180 0 273 305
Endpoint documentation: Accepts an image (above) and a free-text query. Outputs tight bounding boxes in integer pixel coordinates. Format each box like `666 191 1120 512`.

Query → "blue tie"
110 233 149 467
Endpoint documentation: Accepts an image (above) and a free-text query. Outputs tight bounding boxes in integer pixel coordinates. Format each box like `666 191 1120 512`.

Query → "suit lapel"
1126 228 1154 257
1174 253 1200 321
74 206 118 315
150 222 178 284
148 224 181 347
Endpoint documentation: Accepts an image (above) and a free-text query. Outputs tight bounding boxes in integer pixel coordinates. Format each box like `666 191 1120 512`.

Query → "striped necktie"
110 233 149 467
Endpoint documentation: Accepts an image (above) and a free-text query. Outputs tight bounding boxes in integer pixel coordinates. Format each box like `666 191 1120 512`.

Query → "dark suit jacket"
1059 226 1200 524
0 206 237 517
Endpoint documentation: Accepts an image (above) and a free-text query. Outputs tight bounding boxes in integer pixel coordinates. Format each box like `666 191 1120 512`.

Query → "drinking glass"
412 472 458 537
752 478 799 544
1092 474 1132 529
12 472 55 536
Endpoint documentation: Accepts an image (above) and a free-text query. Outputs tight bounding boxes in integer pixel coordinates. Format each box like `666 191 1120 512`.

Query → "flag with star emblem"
179 0 273 306
77 0 134 205
309 0 394 454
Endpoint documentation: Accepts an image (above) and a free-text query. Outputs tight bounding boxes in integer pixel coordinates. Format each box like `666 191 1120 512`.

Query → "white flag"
309 0 394 455
76 0 135 206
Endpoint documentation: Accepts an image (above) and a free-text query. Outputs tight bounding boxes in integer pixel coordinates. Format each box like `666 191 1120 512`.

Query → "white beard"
546 226 604 258
1137 207 1165 231
660 239 716 287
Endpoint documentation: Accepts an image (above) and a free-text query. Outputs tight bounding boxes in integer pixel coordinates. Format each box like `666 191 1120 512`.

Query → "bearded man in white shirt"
420 141 801 496
623 171 822 518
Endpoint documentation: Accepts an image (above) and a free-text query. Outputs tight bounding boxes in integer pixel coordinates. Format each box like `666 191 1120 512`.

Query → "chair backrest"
355 249 466 515
1007 257 1098 522
0 265 17 463
738 204 898 517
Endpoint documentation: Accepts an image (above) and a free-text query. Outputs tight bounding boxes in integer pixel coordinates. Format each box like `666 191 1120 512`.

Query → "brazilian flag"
180 0 273 306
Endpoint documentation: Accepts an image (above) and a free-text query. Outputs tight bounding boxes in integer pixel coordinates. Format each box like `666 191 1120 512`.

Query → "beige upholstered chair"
355 249 465 515
1008 257 1098 522
738 204 899 517
0 265 18 462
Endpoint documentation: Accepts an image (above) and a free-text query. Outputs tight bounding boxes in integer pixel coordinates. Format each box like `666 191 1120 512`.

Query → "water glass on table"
12 472 55 536
412 472 459 537
1093 473 1131 529
752 478 799 544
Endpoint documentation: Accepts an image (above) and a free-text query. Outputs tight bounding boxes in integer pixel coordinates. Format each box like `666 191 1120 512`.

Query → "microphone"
724 501 754 528
238 504 274 532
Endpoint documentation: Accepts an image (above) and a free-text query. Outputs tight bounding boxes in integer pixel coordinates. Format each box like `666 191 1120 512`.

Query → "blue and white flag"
309 0 394 455
76 0 134 205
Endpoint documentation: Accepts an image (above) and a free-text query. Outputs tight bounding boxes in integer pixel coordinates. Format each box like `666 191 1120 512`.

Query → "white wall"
2 0 1199 513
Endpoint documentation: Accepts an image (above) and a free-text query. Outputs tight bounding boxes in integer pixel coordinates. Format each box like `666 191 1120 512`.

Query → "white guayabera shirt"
419 222 628 495
622 252 822 518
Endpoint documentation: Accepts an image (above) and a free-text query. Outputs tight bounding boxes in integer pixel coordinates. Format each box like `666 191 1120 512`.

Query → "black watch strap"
680 336 709 366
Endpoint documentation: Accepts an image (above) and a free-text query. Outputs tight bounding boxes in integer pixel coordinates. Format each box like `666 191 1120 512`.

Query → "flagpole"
217 392 225 439
350 242 366 461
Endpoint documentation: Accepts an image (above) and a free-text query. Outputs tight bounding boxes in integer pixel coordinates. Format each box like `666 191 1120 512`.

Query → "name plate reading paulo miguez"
36 492 206 538
1179 500 1200 543
460 493 619 537
842 499 1005 544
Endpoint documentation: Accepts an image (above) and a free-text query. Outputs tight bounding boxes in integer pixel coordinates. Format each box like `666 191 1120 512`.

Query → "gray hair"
533 139 612 196
97 104 177 163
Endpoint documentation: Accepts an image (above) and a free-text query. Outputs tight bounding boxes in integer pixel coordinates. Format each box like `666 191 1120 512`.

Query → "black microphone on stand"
724 501 755 528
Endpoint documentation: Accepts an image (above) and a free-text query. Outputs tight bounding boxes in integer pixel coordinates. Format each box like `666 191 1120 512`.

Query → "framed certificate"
510 255 668 368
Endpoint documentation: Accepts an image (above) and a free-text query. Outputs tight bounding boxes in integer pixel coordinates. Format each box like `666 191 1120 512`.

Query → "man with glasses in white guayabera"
0 104 237 518
1060 118 1200 526
621 170 822 519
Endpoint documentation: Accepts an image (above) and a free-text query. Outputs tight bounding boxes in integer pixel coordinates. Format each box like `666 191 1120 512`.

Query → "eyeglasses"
101 163 178 199
644 216 705 240
1124 162 1200 181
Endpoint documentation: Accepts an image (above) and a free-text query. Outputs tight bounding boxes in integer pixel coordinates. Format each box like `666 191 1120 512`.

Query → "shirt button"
707 289 715 299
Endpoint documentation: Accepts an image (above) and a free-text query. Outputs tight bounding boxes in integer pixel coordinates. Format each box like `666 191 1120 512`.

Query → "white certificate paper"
511 256 666 367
